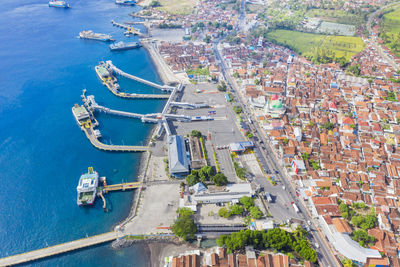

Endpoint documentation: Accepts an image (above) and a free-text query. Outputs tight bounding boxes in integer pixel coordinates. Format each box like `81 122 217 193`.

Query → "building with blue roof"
168 135 190 177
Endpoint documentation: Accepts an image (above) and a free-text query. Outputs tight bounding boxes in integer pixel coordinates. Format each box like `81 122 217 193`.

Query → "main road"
213 39 339 267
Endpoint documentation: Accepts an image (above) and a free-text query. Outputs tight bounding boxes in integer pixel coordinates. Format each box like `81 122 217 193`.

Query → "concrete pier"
105 60 175 91
111 20 145 37
83 127 149 152
0 232 117 266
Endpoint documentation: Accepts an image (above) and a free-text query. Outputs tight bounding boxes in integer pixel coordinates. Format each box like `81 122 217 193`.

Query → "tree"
249 206 263 219
203 35 211 43
177 207 194 217
172 208 197 240
233 106 242 114
230 204 244 215
219 207 231 218
348 64 361 76
239 196 255 210
322 122 335 130
301 152 309 161
283 138 289 145
339 203 349 213
190 130 202 138
217 81 227 92
186 173 199 186
212 173 228 186
198 166 214 182
351 229 375 247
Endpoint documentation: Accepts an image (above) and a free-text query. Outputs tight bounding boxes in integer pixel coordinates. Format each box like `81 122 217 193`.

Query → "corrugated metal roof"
168 135 190 175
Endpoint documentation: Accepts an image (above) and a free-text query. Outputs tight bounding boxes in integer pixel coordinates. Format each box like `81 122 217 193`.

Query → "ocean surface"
0 0 166 266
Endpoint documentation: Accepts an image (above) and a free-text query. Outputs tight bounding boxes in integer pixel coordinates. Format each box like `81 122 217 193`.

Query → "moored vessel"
77 167 99 206
115 0 136 5
109 41 141 51
79 30 114 42
48 0 70 8
72 104 90 126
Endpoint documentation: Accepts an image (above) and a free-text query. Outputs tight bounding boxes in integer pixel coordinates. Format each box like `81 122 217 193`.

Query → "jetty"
111 20 146 37
0 232 118 266
83 126 149 152
105 60 175 91
96 62 170 99
103 182 141 192
84 94 159 123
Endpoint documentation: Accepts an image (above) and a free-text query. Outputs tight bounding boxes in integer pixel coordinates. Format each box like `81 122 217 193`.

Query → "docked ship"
79 30 114 42
72 104 90 126
109 41 141 51
77 167 99 206
48 0 70 8
115 0 136 5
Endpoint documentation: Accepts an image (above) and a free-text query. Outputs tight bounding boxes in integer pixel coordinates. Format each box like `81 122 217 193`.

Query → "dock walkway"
0 232 117 267
85 95 159 123
111 20 145 36
105 61 175 91
104 182 141 192
83 127 149 152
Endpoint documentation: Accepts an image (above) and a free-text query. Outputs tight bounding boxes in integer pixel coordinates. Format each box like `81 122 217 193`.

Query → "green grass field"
156 0 197 15
383 7 400 34
266 30 364 61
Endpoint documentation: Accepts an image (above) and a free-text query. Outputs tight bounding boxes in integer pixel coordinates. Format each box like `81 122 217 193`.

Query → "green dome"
271 100 282 109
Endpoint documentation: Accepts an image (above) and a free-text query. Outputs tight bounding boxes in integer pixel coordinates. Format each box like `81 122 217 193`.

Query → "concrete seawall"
142 41 180 85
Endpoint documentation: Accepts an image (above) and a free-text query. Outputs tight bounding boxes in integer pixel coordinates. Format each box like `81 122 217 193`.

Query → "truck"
265 192 272 203
291 201 299 213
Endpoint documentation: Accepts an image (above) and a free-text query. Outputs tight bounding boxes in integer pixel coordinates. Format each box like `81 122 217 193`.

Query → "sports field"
266 30 364 61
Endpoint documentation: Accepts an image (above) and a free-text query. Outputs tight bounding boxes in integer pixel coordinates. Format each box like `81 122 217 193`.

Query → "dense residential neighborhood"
144 0 400 266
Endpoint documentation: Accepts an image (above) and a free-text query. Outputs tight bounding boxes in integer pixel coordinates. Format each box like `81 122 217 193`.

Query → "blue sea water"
0 0 165 266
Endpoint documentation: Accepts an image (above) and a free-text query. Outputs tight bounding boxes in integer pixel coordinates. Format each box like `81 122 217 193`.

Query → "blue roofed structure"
168 135 190 177
229 141 254 153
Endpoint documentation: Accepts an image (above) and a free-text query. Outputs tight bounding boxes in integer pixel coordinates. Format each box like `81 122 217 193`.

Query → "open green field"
156 0 197 15
266 30 364 61
305 8 362 25
382 7 400 34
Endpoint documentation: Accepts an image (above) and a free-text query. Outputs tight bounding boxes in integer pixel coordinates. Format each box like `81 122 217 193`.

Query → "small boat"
49 0 70 8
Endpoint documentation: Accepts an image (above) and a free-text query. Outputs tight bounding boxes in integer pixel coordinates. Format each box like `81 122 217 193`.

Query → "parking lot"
171 84 246 182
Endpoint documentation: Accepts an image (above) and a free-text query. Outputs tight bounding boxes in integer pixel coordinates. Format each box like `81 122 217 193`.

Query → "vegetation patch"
266 30 364 64
172 208 197 240
217 228 317 263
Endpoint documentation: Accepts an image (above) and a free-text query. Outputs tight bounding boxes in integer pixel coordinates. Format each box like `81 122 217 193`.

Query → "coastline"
142 40 180 85
113 29 184 265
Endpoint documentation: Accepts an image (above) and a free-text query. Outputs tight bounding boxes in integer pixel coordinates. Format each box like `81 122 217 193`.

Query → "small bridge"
0 232 117 266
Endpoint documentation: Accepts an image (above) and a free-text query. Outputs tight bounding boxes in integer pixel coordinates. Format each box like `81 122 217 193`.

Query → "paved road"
366 1 400 71
213 40 339 267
